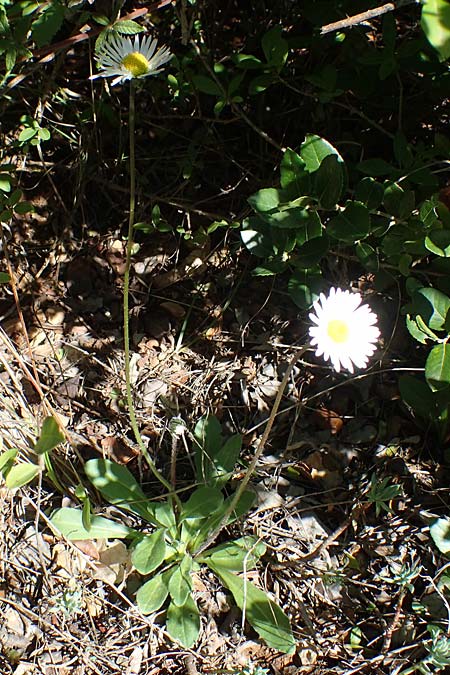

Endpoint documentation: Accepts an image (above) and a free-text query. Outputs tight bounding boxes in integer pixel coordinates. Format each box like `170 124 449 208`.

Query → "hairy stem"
124 82 181 506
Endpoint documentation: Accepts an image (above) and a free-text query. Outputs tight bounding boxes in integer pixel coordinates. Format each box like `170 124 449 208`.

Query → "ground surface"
1 1 450 674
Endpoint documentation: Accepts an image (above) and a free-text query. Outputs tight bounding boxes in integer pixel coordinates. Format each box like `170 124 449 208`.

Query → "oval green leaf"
131 530 167 575
425 343 450 391
327 201 370 242
5 462 40 489
50 507 136 540
166 595 200 648
136 571 170 614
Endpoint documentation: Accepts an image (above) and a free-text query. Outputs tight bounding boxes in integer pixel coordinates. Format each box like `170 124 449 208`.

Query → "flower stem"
123 82 181 507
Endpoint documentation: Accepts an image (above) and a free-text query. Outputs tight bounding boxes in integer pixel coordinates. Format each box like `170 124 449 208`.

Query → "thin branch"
320 0 418 35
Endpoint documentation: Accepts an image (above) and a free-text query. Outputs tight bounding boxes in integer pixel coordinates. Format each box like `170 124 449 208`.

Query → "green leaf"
300 134 342 173
356 158 394 177
393 131 414 169
399 375 437 419
5 462 39 489
430 517 450 554
425 230 450 257
132 530 167 575
313 154 344 209
262 25 288 68
411 287 450 330
14 201 34 215
166 595 200 648
248 188 282 213
201 536 266 572
280 148 310 198
383 183 415 219
356 242 379 271
19 127 37 143
50 507 136 540
240 217 274 257
208 563 295 653
181 486 224 520
294 234 328 268
0 448 17 474
0 272 10 283
31 1 65 48
327 201 370 242
426 343 450 392
288 269 322 309
248 73 275 95
406 314 439 344
34 416 65 455
355 177 384 209
0 174 11 192
136 570 170 614
168 558 193 606
113 20 145 35
84 459 157 524
191 75 222 96
421 0 450 61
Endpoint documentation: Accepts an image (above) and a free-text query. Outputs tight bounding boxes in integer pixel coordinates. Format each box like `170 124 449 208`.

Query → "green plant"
50 415 295 652
0 416 65 490
400 625 450 675
367 473 403 517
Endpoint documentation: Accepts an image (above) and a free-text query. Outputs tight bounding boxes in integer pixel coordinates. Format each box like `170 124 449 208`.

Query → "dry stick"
195 345 309 556
321 0 418 35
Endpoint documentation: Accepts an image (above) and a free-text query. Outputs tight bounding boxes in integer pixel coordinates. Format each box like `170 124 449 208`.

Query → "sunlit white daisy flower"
91 33 172 86
308 287 380 373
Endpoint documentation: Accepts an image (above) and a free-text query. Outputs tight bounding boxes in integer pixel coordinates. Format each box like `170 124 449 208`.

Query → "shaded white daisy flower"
91 33 172 86
308 287 380 373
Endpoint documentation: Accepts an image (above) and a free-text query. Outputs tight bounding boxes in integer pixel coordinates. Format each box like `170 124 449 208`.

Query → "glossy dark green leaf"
288 269 322 309
425 230 450 257
399 375 437 419
280 148 310 197
355 177 384 209
240 217 274 258
356 242 379 271
327 201 370 242
300 134 342 173
313 154 344 209
411 287 450 330
248 188 282 213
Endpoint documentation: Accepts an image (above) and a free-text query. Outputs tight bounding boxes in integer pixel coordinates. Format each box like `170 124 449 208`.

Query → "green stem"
195 345 309 556
124 82 181 507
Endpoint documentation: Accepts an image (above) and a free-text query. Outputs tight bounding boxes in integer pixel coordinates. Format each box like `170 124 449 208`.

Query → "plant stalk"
123 82 181 507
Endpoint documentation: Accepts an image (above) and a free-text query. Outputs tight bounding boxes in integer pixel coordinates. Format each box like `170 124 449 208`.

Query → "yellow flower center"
122 52 150 77
327 319 350 343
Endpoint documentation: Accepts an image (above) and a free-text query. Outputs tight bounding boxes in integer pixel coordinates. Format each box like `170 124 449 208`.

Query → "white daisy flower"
308 287 380 373
91 33 172 86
